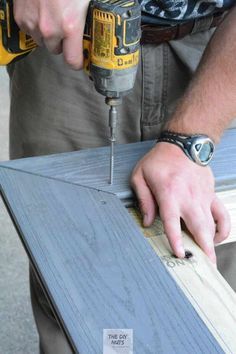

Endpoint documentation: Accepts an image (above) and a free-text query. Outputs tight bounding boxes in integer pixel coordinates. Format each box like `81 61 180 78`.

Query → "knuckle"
62 18 78 37
15 18 35 33
161 177 183 197
14 9 38 32
161 212 179 224
39 21 55 39
184 207 203 223
130 172 142 188
138 194 150 209
138 198 148 212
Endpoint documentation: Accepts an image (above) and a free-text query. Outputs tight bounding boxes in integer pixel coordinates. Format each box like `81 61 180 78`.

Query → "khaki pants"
8 29 236 354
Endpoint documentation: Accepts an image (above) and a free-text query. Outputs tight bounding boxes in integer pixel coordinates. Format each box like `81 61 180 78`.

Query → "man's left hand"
131 142 231 263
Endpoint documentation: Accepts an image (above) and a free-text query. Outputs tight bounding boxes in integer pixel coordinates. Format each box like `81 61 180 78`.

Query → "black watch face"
190 137 215 166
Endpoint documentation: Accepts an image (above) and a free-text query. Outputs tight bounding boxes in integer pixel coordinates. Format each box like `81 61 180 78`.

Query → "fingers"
131 173 156 227
183 207 216 263
132 173 218 263
62 2 89 69
211 196 231 244
158 200 185 258
13 0 40 33
62 26 84 69
154 185 216 262
13 0 89 69
132 170 185 259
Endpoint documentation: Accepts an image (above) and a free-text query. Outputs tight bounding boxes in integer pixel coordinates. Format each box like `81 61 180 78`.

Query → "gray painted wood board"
0 167 224 353
1 129 236 202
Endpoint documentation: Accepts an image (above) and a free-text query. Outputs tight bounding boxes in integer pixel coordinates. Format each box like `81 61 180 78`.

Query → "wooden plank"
1 129 236 201
130 208 236 354
0 167 225 354
216 189 236 245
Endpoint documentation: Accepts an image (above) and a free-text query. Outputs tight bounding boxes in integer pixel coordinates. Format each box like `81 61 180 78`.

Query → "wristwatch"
156 131 215 166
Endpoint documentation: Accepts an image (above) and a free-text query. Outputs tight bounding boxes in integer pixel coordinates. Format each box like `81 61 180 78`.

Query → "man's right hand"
13 0 90 69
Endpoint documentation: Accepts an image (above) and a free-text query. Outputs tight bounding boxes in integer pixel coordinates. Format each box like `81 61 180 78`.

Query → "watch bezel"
188 136 215 166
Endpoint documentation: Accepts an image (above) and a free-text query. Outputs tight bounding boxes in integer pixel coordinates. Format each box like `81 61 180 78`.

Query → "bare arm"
132 7 236 263
166 7 236 141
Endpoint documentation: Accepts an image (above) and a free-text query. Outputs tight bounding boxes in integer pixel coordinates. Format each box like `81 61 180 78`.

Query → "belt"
141 11 227 45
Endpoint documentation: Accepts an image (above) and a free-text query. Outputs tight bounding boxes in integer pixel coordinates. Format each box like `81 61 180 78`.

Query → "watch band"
156 131 193 159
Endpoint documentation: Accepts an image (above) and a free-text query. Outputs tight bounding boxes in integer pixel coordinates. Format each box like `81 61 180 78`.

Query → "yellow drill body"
83 0 141 98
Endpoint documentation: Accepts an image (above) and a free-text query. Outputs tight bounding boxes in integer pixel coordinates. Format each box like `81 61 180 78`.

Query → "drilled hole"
184 250 193 259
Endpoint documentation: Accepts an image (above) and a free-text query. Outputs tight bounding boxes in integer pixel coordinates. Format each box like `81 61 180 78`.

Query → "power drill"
83 0 141 184
0 0 141 184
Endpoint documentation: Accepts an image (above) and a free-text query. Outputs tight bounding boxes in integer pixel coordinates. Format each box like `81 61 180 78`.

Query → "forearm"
166 6 236 143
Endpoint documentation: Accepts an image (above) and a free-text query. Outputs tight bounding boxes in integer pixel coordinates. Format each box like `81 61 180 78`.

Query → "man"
8 1 236 352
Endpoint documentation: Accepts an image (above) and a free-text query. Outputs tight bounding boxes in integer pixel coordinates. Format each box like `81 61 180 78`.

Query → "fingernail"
176 242 185 258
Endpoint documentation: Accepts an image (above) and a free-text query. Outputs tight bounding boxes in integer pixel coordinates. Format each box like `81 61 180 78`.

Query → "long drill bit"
109 105 117 184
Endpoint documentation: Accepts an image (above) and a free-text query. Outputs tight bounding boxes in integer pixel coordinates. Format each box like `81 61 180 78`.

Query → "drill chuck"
92 65 138 98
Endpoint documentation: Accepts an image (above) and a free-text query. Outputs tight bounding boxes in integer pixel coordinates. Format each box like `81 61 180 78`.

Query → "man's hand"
131 142 231 263
13 0 90 69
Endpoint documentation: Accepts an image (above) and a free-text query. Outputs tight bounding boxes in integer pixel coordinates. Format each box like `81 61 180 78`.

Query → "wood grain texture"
1 129 236 201
217 190 236 245
0 167 224 354
0 140 153 201
130 209 236 354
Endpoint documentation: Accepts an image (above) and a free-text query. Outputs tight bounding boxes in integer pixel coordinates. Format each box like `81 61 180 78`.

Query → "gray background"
0 67 38 354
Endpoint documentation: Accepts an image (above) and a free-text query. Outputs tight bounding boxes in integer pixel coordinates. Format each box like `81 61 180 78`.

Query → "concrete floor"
0 68 38 353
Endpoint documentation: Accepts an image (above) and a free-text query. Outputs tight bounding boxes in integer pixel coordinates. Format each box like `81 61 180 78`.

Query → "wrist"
164 117 219 144
164 96 226 144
